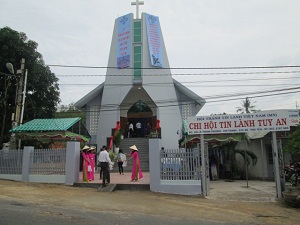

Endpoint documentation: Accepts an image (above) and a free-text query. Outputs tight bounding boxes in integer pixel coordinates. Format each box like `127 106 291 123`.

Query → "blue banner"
145 13 162 67
117 14 132 68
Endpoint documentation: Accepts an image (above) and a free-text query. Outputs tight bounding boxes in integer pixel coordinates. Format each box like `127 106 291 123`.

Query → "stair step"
115 138 149 172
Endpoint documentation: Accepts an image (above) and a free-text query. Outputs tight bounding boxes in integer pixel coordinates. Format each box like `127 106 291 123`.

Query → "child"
117 149 126 175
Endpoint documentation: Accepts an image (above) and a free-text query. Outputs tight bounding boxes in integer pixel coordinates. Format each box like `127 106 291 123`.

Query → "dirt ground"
0 179 299 225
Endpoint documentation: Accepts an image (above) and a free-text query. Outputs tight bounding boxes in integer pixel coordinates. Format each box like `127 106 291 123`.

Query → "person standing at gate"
136 121 142 137
126 122 130 138
129 122 134 138
98 145 112 187
145 122 151 136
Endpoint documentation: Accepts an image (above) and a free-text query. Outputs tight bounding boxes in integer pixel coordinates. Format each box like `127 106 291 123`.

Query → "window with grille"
89 106 100 135
182 102 192 120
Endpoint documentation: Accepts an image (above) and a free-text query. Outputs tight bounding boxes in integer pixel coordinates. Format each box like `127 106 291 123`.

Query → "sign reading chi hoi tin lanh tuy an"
187 111 296 135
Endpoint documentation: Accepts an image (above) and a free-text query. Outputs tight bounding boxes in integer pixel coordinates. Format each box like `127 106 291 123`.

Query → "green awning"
9 117 91 142
180 133 244 147
10 117 82 132
16 131 90 142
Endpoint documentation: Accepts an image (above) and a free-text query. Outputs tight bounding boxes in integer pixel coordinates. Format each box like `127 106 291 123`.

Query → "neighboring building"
235 131 293 180
75 8 205 149
183 109 300 180
9 117 91 148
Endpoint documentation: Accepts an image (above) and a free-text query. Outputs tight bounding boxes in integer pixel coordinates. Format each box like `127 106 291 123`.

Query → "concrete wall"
0 142 80 185
149 139 202 195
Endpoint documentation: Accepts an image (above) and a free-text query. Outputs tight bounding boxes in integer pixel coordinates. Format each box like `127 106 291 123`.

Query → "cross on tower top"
131 0 144 19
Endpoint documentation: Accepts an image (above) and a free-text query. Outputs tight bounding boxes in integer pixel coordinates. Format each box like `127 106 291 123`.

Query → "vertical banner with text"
117 14 132 69
145 13 163 67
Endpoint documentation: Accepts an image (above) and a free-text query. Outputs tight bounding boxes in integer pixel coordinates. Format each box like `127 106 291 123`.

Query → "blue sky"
1 0 300 115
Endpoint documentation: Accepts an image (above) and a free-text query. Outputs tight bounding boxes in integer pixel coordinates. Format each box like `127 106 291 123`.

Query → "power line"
63 90 300 114
202 86 300 99
48 64 300 70
57 74 300 86
3 63 298 112
66 88 299 113
56 70 300 77
59 83 300 86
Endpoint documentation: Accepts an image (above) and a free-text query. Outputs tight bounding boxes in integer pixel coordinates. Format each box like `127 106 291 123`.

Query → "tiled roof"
10 117 81 132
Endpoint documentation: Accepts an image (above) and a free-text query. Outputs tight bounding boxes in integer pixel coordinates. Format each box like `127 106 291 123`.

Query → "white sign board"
187 111 292 135
263 109 299 125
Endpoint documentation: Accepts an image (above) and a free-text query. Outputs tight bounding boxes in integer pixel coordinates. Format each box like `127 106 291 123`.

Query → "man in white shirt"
136 121 142 137
129 122 134 138
98 146 112 187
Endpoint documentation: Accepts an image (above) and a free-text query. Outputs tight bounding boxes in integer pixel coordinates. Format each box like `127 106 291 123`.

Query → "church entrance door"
121 100 155 138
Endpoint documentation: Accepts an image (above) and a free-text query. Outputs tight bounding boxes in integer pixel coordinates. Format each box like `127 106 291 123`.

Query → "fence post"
149 139 161 192
22 146 34 182
65 142 80 185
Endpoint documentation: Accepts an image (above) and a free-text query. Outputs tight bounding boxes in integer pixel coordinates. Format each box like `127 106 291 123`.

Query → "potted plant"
113 130 122 154
109 151 116 162
149 129 159 138
120 129 124 139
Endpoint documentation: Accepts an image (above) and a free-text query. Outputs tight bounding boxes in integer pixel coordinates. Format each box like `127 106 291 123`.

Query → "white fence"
150 139 203 195
0 149 23 175
0 142 80 184
30 149 66 175
160 148 201 181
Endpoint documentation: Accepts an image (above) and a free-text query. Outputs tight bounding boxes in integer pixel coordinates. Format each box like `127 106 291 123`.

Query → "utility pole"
9 58 25 150
18 68 28 149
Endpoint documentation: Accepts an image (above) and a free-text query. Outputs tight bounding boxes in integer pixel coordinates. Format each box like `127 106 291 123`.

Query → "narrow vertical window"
134 46 142 79
134 21 142 43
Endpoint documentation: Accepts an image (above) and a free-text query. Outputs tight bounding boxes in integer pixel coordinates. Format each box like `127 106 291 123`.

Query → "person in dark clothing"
117 149 126 175
98 146 112 187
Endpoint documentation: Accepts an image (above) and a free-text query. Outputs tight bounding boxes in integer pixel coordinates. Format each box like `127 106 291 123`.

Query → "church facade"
75 11 205 149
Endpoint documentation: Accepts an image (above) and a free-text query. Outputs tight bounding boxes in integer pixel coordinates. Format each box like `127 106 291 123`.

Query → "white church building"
75 2 206 149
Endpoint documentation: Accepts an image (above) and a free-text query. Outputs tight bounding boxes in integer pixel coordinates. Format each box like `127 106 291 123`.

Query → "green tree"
0 27 60 144
236 97 258 114
222 140 258 179
284 125 300 161
55 103 86 126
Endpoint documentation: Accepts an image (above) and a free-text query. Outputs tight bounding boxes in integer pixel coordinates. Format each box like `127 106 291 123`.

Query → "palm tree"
236 97 258 114
222 140 258 179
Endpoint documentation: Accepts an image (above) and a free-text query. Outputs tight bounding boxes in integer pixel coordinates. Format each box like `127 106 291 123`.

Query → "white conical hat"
82 145 90 150
129 145 138 151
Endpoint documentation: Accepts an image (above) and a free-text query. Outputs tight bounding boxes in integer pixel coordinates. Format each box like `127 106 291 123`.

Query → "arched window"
128 100 152 113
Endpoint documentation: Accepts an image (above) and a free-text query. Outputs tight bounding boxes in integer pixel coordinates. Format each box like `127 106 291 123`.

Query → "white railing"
0 149 23 175
160 148 201 181
30 149 66 175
